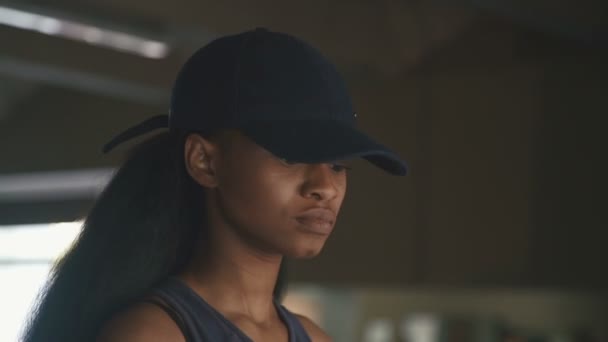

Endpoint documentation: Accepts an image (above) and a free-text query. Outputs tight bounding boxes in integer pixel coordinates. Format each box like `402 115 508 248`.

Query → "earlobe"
184 134 218 188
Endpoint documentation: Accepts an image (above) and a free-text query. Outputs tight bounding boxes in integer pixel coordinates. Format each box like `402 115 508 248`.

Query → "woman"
22 28 407 341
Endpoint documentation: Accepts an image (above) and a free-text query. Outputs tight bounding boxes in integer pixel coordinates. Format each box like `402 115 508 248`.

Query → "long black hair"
22 131 206 341
23 129 289 342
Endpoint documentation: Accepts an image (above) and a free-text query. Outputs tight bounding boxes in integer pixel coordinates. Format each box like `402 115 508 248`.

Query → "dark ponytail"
22 131 205 342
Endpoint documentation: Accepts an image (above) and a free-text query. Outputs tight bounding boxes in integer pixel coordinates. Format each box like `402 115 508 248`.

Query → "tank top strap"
274 302 312 342
148 277 250 341
147 277 312 342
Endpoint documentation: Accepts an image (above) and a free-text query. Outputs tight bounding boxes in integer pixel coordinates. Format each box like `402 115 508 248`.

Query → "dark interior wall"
0 86 160 173
531 51 608 289
292 23 607 289
416 63 539 286
292 27 541 286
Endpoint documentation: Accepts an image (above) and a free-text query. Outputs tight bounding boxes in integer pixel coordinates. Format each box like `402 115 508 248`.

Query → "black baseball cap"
103 28 407 175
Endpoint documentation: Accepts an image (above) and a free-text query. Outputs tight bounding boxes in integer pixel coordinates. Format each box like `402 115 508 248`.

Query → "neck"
179 212 283 322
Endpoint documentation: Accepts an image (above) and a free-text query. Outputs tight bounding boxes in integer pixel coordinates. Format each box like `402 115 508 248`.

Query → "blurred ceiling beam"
1 0 479 75
0 56 167 105
0 1 215 104
0 25 175 104
0 0 169 45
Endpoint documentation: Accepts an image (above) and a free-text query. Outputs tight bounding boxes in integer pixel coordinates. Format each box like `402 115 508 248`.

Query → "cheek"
218 166 299 230
333 174 348 209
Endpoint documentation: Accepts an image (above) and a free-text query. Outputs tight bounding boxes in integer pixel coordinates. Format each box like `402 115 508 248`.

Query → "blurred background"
0 0 606 341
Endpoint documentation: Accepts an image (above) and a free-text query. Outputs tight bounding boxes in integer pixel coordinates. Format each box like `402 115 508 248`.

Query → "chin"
292 250 321 259
286 242 326 259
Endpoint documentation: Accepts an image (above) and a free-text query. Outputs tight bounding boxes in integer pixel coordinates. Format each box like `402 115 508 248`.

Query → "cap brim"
238 120 407 176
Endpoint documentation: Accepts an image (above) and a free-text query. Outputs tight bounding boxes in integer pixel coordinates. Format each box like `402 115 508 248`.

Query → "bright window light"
0 221 83 261
0 6 169 59
0 221 83 342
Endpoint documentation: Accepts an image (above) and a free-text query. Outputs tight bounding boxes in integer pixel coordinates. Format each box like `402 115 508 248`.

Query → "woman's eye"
279 158 297 166
329 163 352 172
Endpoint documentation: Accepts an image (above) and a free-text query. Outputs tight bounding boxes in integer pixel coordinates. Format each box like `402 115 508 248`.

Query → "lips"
294 208 336 235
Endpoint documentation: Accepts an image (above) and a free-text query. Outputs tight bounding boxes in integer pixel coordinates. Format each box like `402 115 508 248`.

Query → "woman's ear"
184 134 219 188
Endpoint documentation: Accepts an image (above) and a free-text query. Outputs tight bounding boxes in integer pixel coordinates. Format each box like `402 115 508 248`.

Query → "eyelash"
279 158 297 166
280 159 351 172
329 163 352 172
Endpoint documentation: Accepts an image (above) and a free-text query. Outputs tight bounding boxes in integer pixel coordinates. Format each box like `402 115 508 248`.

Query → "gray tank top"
146 277 311 342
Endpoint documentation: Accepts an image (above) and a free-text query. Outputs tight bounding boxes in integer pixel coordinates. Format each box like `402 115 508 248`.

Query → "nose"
301 164 340 201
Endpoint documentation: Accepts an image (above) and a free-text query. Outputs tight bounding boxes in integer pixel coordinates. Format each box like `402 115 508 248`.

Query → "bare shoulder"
295 314 332 342
96 301 185 342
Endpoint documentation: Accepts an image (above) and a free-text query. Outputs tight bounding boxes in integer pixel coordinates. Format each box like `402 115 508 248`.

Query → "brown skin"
98 130 347 341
